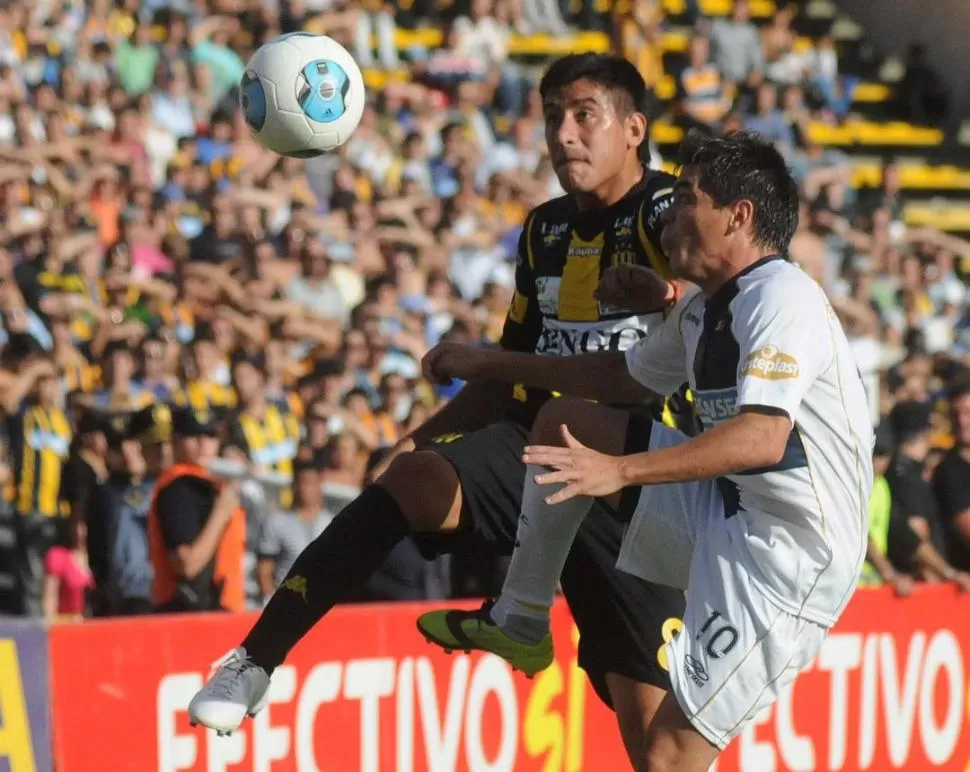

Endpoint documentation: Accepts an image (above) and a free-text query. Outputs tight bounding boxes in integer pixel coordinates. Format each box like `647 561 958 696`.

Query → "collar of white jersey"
705 254 787 311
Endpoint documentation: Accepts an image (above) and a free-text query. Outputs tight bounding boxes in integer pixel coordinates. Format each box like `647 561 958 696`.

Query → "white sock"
491 465 595 643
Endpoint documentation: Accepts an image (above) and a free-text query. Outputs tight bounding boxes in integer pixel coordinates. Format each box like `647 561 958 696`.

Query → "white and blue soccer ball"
239 33 366 158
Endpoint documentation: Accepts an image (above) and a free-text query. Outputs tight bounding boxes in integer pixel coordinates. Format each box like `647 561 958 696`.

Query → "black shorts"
417 417 685 708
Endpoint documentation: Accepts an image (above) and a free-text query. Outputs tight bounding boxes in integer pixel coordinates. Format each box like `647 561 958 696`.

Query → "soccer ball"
239 33 366 158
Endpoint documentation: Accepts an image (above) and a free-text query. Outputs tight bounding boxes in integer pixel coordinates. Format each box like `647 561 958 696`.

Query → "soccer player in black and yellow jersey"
190 53 691 763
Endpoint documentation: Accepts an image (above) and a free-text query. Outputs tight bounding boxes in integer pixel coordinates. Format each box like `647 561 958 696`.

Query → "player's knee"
530 396 591 446
638 717 693 772
637 738 681 772
531 397 629 455
377 450 461 532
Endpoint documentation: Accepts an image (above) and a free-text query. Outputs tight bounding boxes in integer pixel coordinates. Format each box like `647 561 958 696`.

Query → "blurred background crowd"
0 0 967 622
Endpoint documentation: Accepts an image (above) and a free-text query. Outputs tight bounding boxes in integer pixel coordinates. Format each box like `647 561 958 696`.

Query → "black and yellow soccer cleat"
416 601 554 678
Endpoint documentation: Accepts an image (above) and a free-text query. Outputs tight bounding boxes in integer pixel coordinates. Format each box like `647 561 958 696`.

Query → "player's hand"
889 572 915 598
522 425 628 504
594 265 674 313
421 342 486 385
364 436 415 485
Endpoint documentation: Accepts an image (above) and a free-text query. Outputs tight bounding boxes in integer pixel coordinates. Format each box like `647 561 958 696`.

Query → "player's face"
543 79 640 197
661 169 732 282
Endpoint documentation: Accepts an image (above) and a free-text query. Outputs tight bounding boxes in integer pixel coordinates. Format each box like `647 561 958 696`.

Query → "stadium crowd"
0 0 967 621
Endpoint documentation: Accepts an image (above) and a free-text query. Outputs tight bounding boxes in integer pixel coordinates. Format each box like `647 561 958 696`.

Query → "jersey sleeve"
733 278 832 422
636 179 676 278
624 291 693 395
499 215 543 353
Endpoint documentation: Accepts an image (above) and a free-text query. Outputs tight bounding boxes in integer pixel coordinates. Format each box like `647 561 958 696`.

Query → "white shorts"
616 422 829 750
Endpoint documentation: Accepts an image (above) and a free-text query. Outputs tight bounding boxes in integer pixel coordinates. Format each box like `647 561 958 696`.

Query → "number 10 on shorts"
696 610 739 659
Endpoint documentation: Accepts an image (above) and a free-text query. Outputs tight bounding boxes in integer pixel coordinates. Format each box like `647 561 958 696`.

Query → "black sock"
242 484 410 671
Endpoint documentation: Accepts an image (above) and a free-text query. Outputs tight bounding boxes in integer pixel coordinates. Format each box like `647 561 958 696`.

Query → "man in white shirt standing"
420 131 873 771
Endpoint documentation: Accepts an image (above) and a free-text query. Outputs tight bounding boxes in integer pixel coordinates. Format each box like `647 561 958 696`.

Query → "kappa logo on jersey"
743 345 800 380
541 222 569 246
567 243 601 258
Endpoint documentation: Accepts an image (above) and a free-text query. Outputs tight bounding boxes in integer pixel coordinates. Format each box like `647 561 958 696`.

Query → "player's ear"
625 111 647 152
729 199 755 235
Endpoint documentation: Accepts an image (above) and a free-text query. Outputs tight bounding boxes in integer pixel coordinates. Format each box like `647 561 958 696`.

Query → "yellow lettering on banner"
522 625 587 771
522 664 564 772
565 626 586 772
0 639 37 772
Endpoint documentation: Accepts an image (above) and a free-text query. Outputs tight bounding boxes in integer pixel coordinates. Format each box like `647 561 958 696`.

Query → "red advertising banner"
712 582 970 772
48 584 970 772
50 600 623 772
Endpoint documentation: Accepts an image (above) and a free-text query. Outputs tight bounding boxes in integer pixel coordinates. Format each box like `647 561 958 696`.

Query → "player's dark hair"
540 53 649 118
540 53 651 162
677 130 799 254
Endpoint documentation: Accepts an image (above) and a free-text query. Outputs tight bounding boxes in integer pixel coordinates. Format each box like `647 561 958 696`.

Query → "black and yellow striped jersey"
7 405 73 517
175 379 238 415
501 166 690 427
61 357 102 394
226 404 301 508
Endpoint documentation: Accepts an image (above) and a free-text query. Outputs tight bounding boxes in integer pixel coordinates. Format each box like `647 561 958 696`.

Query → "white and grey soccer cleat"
188 648 271 736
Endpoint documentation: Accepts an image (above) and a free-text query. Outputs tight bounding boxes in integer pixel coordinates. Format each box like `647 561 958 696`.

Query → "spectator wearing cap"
224 353 300 508
90 404 173 616
860 424 915 596
256 457 334 602
148 407 245 613
934 380 970 572
60 409 119 539
2 352 71 616
886 400 970 588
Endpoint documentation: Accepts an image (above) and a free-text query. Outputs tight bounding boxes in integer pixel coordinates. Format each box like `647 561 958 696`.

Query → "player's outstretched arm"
524 408 794 503
422 343 653 405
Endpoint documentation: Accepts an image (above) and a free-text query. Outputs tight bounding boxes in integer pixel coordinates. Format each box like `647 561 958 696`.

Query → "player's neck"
697 247 779 297
574 163 644 211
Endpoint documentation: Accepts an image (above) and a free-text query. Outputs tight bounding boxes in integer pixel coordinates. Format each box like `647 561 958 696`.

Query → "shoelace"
206 651 259 700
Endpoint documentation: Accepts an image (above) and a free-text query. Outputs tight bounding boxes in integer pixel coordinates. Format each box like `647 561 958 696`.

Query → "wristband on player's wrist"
646 282 679 315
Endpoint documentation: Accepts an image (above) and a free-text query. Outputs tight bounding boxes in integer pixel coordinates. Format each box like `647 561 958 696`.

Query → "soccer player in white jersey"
421 131 873 770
